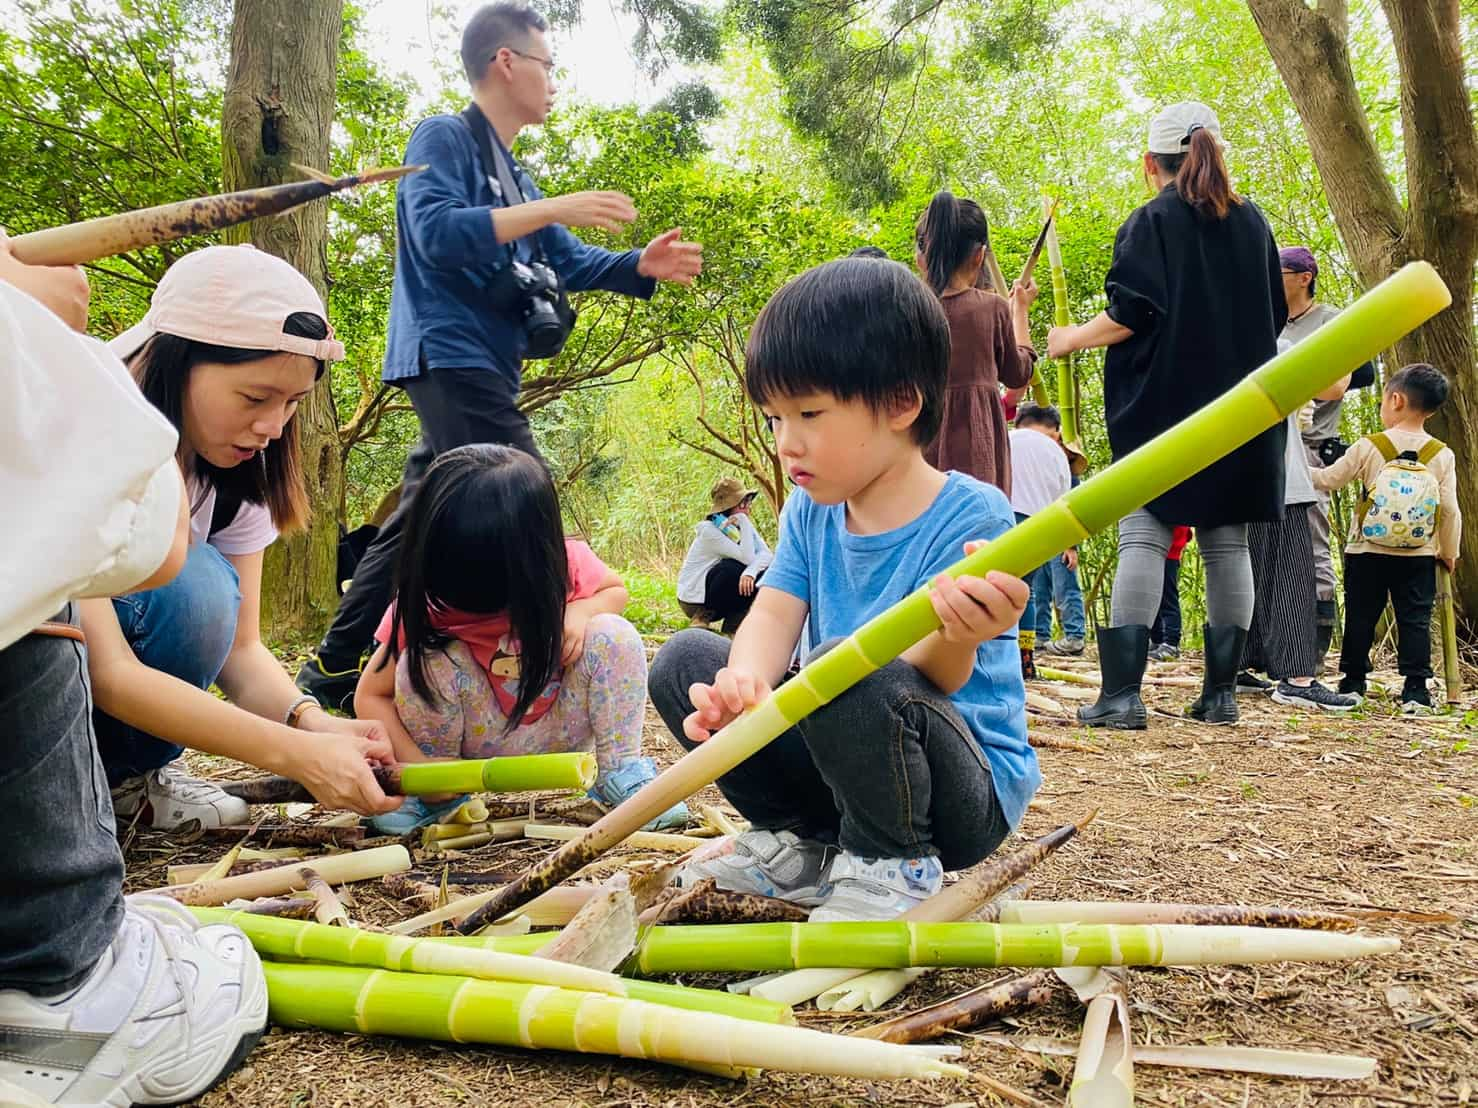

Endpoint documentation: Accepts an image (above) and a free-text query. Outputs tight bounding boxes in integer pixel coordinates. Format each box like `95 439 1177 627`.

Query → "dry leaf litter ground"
120 642 1478 1108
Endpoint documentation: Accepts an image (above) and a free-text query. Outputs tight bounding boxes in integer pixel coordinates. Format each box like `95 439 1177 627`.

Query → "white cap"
1147 101 1222 156
109 244 344 364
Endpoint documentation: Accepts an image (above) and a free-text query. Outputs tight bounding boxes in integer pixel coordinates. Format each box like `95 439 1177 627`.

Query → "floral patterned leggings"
394 613 647 774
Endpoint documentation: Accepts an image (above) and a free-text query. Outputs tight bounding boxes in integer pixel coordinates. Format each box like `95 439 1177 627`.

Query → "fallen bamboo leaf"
534 887 638 972
853 970 1058 1042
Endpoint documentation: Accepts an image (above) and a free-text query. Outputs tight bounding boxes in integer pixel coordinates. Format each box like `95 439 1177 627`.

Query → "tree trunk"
222 0 345 640
1246 0 1478 622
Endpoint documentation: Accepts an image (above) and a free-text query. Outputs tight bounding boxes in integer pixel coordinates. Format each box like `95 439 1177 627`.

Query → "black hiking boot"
1077 625 1149 730
1187 624 1247 725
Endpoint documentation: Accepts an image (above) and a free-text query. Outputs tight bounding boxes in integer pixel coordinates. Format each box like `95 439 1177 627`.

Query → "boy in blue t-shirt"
649 257 1040 922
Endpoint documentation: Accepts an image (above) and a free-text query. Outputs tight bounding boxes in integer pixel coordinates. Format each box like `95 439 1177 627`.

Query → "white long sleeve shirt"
1 281 181 650
676 513 773 604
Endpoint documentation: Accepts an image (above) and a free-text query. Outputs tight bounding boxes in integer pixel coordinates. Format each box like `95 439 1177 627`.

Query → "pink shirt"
375 539 609 724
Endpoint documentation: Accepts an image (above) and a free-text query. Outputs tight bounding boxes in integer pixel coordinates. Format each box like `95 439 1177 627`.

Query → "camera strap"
459 103 548 266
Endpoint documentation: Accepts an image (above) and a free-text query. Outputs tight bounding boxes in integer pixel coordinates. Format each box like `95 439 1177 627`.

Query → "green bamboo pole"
387 753 595 795
459 262 1452 933
627 921 1399 975
1436 565 1461 704
1043 195 1079 445
260 962 965 1080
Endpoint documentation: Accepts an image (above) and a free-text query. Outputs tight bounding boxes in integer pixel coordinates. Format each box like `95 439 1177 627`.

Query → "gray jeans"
1110 509 1254 630
1304 442 1336 603
648 629 1009 869
0 605 123 994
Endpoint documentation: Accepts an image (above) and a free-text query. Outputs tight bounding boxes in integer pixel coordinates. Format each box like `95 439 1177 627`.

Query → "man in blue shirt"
299 2 702 706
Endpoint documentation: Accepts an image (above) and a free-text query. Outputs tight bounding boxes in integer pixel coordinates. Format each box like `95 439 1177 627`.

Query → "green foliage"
618 568 688 636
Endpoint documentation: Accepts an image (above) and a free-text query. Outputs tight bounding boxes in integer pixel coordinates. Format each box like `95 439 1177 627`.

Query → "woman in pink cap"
79 245 402 829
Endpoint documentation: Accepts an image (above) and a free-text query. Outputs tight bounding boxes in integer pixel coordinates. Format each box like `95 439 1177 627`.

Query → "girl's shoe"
810 852 944 922
589 756 689 831
369 793 468 836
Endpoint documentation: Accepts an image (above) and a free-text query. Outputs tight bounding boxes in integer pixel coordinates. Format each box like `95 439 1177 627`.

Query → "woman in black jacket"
1048 101 1287 728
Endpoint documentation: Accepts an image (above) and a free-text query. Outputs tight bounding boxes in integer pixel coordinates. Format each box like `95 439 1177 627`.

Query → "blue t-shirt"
763 471 1041 830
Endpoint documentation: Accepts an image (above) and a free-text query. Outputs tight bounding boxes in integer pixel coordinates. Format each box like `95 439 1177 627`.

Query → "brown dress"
924 288 1037 497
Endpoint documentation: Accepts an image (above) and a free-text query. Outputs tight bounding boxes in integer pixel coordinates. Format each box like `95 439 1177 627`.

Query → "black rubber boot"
1077 625 1149 730
1313 599 1337 675
1187 624 1247 725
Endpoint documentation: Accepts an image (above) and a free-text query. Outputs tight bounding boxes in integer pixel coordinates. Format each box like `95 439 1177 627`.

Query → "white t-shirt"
1 281 181 650
1008 428 1072 517
186 477 278 557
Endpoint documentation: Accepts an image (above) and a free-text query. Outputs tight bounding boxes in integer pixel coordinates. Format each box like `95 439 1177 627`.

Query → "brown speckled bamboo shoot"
853 970 1058 1043
655 879 811 925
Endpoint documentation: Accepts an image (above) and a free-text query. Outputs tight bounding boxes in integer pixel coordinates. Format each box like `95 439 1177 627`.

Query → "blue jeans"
1031 555 1087 641
95 542 241 786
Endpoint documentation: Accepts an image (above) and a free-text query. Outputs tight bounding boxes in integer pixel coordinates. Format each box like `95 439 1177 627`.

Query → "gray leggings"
1110 509 1254 630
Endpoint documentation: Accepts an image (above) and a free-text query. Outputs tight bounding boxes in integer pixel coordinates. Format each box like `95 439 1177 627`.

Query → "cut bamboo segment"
446 798 490 825
422 819 526 845
523 823 705 852
1069 973 1133 1107
820 967 930 1012
755 816 1091 1006
457 261 1452 932
392 755 596 796
153 845 410 906
986 900 1361 932
534 888 638 972
8 166 424 266
631 921 1400 975
853 970 1058 1043
261 962 964 1080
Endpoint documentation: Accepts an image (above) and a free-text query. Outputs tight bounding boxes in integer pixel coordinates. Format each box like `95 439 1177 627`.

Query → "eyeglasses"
506 48 556 74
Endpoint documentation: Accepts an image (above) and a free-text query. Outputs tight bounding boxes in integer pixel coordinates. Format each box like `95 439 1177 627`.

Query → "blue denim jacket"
382 114 656 387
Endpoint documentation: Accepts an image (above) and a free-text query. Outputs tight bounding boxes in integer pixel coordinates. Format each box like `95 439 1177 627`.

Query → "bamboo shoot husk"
261 961 961 1079
447 798 490 824
523 822 705 852
458 262 1453 932
223 896 317 919
698 803 747 837
8 166 423 266
972 1035 1376 1079
984 900 1361 932
819 967 931 1012
534 888 638 972
1069 974 1133 1107
852 970 1057 1042
200 823 366 846
756 815 1091 1007
301 869 352 927
390 884 601 935
630 921 1399 975
154 844 410 906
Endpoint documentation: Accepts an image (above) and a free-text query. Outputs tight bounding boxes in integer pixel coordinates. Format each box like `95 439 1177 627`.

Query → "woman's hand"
739 573 757 597
0 230 90 331
280 726 401 815
637 228 704 285
1046 325 1078 360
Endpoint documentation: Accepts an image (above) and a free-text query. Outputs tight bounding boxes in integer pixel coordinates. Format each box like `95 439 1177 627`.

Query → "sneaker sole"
1270 690 1359 712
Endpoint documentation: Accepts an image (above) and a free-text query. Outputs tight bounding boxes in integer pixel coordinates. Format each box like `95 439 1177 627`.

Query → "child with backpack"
1311 364 1461 713
353 444 688 832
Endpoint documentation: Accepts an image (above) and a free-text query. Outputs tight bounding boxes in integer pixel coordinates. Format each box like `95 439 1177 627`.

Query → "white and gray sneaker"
1270 680 1359 712
111 762 248 830
678 828 837 906
809 852 944 922
0 894 267 1106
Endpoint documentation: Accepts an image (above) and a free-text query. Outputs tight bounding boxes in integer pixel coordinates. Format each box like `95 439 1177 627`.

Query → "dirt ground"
123 645 1478 1108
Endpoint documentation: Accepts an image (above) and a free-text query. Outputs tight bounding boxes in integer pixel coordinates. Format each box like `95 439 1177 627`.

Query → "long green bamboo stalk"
261 962 964 1080
625 921 1398 975
1437 565 1461 703
1043 194 1078 445
8 166 422 266
222 754 595 804
754 815 1092 1007
459 261 1452 932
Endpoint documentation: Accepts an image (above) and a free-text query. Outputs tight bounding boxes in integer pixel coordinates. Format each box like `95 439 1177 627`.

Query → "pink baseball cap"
109 244 345 363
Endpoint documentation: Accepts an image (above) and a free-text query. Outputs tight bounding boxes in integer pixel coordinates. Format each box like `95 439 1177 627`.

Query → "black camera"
506 258 576 360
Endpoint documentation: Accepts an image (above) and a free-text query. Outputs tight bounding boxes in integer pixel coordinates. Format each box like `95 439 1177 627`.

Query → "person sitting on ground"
355 444 688 833
676 476 774 634
1148 526 1192 661
650 257 1037 921
1311 363 1461 714
1008 404 1073 680
0 234 267 1107
81 245 400 829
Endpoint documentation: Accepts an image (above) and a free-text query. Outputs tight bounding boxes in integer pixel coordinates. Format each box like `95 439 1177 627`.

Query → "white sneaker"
809 852 944 921
0 894 267 1106
111 762 248 830
678 829 837 906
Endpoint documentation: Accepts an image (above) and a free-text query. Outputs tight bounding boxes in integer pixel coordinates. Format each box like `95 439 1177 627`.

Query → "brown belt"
30 621 86 644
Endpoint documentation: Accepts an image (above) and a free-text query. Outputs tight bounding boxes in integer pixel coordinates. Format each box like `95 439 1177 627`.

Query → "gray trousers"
0 605 123 994
1110 509 1255 630
1305 442 1336 604
649 629 1009 870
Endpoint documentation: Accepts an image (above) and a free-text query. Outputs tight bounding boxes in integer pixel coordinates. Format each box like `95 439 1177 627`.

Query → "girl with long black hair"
354 444 687 832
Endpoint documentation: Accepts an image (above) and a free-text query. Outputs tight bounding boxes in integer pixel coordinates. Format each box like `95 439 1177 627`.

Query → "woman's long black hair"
383 444 569 731
916 190 991 296
127 311 329 533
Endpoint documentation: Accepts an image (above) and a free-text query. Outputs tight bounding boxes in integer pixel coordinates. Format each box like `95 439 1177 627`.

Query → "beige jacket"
1310 428 1461 560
